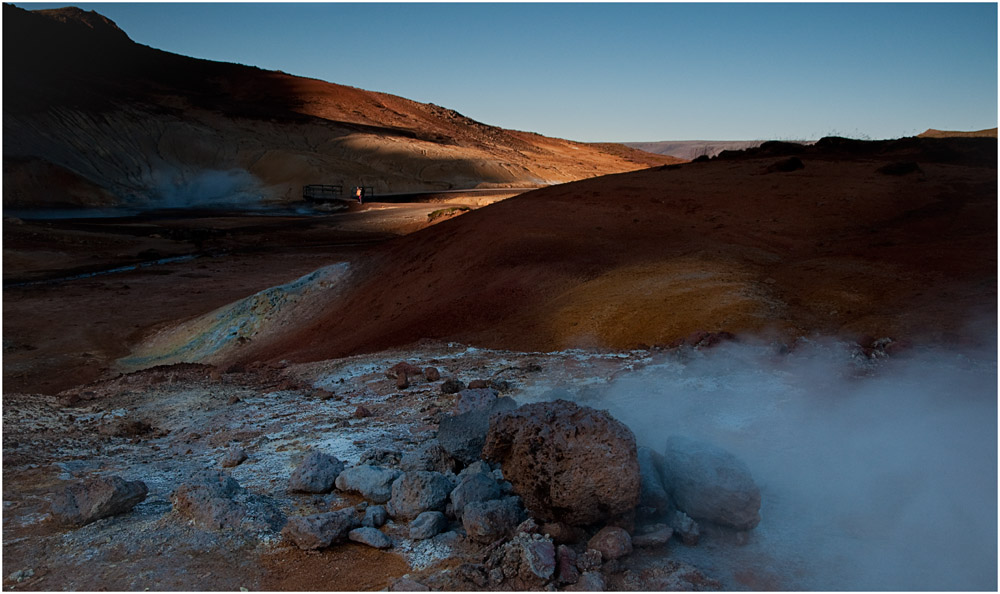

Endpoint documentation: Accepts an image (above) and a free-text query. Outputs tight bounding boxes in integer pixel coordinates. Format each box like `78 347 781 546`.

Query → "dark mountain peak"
33 5 131 40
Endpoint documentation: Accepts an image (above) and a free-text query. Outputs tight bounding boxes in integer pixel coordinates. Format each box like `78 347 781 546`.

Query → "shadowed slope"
127 137 996 368
3 4 677 209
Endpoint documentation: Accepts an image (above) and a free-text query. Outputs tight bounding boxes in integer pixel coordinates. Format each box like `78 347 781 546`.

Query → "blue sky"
16 2 999 141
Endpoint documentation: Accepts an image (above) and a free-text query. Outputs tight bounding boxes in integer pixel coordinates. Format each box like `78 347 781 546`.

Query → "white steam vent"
567 336 996 591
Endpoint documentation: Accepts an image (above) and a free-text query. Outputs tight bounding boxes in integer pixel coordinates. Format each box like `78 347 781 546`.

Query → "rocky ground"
3 342 743 591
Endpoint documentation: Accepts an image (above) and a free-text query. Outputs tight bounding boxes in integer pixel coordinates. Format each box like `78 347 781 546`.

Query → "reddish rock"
395 373 410 389
467 379 489 389
556 545 580 585
482 400 641 526
353 406 372 419
541 521 588 545
424 367 441 381
50 475 148 526
386 361 421 379
282 509 359 550
313 388 335 401
440 378 465 394
587 526 633 561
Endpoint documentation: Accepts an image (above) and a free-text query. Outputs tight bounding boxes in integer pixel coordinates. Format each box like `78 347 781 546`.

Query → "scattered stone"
8 569 34 583
467 379 489 389
637 446 669 512
668 510 700 546
349 526 393 549
172 471 244 530
396 374 410 390
50 475 148 526
588 526 633 561
353 405 373 419
281 509 359 550
362 504 388 528
482 399 641 526
440 378 465 394
566 571 605 592
227 395 242 405
485 531 556 589
516 517 540 535
462 496 526 543
449 471 502 520
661 435 761 530
632 523 673 547
221 447 248 468
387 471 454 520
489 379 511 393
460 460 494 476
335 465 402 504
400 442 458 474
359 448 402 468
389 577 430 591
576 549 602 572
438 396 517 465
541 521 587 545
556 544 580 585
454 387 499 413
409 510 449 540
289 450 345 494
386 361 422 380
312 388 335 401
423 367 441 382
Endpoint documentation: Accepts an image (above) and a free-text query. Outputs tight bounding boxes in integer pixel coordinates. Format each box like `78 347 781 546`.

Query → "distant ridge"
624 140 767 160
917 128 997 139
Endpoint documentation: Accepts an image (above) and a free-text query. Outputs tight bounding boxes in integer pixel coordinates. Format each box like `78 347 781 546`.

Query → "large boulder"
282 509 359 550
587 526 633 561
449 471 502 520
482 400 641 526
660 435 761 530
400 442 458 474
171 470 245 530
349 526 393 549
334 465 402 503
462 496 526 543
50 475 148 526
288 450 344 494
438 396 517 465
409 511 449 540
454 388 500 414
387 471 454 520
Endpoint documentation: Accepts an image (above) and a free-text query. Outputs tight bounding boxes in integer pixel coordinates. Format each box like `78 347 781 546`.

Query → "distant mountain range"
3 4 679 210
629 128 996 160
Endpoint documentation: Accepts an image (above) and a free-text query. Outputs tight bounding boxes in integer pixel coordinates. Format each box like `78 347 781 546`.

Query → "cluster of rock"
46 360 762 592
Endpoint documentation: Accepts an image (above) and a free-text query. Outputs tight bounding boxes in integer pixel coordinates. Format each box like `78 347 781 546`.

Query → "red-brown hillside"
202 136 996 365
3 4 677 208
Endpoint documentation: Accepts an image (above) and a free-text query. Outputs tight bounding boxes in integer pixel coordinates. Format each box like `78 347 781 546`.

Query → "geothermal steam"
557 336 996 590
150 168 262 208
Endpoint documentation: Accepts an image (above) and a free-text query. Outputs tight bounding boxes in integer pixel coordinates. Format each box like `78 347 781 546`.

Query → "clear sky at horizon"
13 2 999 142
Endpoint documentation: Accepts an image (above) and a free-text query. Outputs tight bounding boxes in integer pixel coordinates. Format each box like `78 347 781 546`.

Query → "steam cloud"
556 335 997 590
149 168 262 208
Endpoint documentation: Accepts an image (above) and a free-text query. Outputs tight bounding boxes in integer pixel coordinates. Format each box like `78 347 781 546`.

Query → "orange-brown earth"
190 136 994 369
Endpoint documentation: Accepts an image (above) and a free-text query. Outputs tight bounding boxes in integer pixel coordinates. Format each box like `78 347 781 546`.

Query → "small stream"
4 254 205 288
